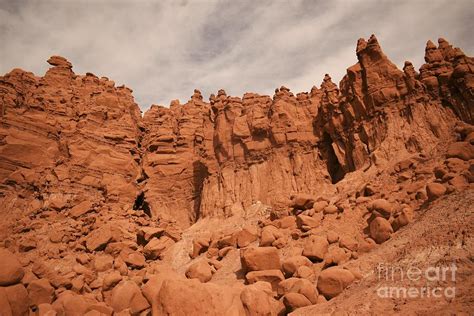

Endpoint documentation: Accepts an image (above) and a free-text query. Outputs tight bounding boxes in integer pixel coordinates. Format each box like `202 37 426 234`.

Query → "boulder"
245 270 285 291
110 281 150 314
0 249 24 286
143 236 174 260
190 236 211 259
302 236 329 261
234 227 258 248
102 271 123 291
154 279 245 315
391 207 413 231
323 205 338 215
369 199 393 219
339 236 358 251
317 267 355 299
241 282 284 316
296 215 319 231
324 247 351 267
282 256 313 277
85 225 115 252
283 292 312 311
93 254 114 272
69 200 94 218
185 260 213 283
369 217 393 244
119 249 146 269
426 182 447 201
27 278 55 306
291 194 315 210
278 278 318 304
260 225 283 247
0 284 29 316
241 247 281 272
447 142 474 161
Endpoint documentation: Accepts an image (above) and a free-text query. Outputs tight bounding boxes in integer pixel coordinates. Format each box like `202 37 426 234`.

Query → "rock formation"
0 36 473 315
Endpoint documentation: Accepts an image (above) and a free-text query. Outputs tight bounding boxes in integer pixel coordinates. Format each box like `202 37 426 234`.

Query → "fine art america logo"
375 263 457 299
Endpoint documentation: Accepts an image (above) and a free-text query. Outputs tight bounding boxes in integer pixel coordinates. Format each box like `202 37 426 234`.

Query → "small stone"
426 182 446 201
369 217 393 244
185 260 213 283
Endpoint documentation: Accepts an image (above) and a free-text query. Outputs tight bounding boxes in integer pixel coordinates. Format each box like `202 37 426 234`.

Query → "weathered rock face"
0 57 142 238
0 35 473 315
140 90 214 226
1 36 472 230
139 35 472 225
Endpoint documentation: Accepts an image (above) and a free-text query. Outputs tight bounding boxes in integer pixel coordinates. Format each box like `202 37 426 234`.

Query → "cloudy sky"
1 0 473 111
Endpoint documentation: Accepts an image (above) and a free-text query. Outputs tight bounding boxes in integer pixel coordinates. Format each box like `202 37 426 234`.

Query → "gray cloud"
1 0 473 112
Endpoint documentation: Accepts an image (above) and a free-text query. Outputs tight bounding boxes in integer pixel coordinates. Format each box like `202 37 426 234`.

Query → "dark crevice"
136 169 149 184
320 132 346 184
192 161 209 222
133 191 151 217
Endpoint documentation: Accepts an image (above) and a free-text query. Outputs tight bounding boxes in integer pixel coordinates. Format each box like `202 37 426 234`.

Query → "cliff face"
137 36 472 226
0 36 472 229
0 56 142 228
0 36 473 315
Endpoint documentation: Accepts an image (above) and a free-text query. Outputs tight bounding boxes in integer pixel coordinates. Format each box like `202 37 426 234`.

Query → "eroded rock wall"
1 36 472 229
0 56 142 236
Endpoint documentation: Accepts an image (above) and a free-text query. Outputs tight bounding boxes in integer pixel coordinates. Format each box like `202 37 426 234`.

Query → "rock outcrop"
0 35 473 315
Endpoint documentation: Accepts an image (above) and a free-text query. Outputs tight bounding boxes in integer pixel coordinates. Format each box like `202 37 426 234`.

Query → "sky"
1 0 473 112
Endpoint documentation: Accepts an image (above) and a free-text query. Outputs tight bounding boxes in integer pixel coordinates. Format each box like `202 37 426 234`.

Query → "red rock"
317 267 355 299
369 217 394 244
102 271 123 291
52 291 97 315
69 200 94 219
339 236 358 251
291 194 316 210
391 207 413 231
0 249 24 286
245 270 285 291
296 214 319 231
324 247 351 267
93 254 114 272
283 292 312 311
426 182 447 201
1 284 29 316
234 227 258 248
282 256 313 277
447 142 474 161
302 236 329 261
110 281 150 314
119 249 146 269
27 278 55 306
326 231 339 244
0 36 473 315
154 279 244 315
369 199 393 219
137 227 164 244
240 283 284 315
85 225 115 252
185 260 213 283
323 205 338 215
190 235 211 259
241 247 281 272
143 236 174 260
278 278 318 304
260 225 283 247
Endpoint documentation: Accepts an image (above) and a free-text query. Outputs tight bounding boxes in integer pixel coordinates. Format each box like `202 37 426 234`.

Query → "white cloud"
0 0 473 111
